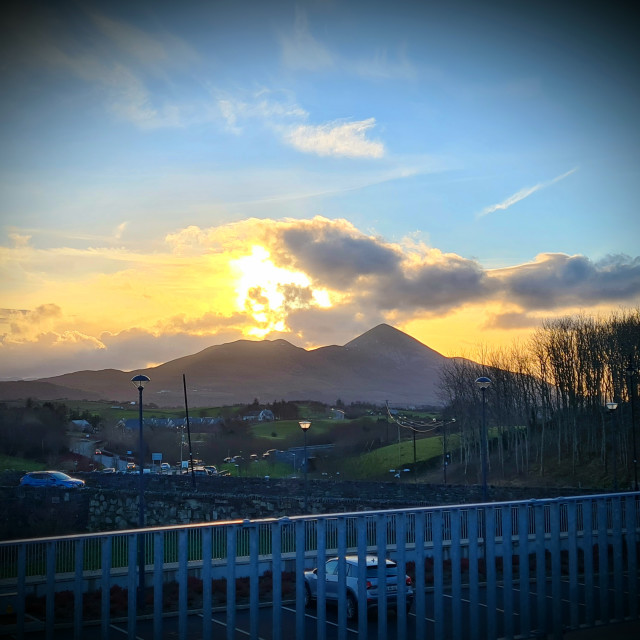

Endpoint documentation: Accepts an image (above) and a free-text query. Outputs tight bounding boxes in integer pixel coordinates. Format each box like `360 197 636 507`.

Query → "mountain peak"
345 324 425 350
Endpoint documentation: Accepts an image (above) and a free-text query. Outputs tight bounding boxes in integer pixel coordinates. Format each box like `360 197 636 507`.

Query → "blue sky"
0 0 639 381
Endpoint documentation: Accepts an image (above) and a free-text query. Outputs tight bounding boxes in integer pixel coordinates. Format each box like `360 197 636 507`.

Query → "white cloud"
478 167 578 218
286 118 385 158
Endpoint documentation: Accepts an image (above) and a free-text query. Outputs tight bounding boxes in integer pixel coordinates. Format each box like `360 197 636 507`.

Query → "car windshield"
50 472 71 480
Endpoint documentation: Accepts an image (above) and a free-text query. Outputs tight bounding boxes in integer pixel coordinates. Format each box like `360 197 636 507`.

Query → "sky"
1 0 639 381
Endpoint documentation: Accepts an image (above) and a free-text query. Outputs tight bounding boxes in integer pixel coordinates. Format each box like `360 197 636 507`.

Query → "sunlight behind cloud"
230 245 333 336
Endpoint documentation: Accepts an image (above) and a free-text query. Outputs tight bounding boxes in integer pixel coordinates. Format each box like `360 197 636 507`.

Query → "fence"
0 492 638 639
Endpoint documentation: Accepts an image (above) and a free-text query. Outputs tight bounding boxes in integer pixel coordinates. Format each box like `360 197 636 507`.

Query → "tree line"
439 309 640 488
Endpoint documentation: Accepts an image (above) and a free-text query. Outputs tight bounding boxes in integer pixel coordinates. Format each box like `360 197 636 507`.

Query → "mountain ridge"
0 324 452 407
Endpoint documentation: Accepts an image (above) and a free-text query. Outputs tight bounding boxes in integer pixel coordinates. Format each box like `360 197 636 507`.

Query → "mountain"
0 324 452 407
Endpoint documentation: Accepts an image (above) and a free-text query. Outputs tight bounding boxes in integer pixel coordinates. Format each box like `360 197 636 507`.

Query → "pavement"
562 619 640 639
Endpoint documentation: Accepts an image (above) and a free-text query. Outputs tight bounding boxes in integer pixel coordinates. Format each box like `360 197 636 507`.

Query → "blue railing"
1 492 638 639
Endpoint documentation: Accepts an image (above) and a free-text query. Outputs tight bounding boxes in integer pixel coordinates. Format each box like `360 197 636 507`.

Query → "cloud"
279 7 334 71
1 217 639 380
494 253 640 308
2 2 200 130
271 217 401 287
478 167 578 218
286 118 385 158
349 44 418 80
482 311 543 331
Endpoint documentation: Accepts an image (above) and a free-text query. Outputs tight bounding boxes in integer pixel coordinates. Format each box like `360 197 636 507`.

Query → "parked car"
303 555 413 620
101 467 116 473
203 465 218 476
160 462 171 473
182 466 210 476
19 471 85 489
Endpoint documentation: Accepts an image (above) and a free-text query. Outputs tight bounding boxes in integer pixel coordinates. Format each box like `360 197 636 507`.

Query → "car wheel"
304 583 313 608
345 592 357 620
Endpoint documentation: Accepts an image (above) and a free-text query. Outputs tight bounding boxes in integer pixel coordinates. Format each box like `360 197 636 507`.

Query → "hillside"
0 324 452 408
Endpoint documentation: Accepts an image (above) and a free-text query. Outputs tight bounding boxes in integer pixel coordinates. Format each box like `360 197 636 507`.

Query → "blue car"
20 471 85 488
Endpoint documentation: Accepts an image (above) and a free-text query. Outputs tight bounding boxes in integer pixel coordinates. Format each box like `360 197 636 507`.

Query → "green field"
348 433 457 479
0 455 46 472
250 419 334 441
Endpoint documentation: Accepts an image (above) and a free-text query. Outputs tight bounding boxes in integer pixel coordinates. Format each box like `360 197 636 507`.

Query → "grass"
347 434 459 479
0 454 46 472
218 459 296 479
249 419 334 442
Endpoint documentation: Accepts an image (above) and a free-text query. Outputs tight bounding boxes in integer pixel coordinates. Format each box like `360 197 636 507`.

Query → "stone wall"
0 471 606 540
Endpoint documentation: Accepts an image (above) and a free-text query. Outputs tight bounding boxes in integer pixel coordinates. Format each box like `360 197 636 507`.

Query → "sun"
230 246 331 336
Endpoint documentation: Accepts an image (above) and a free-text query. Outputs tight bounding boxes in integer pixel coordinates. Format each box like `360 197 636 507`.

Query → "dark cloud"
370 256 491 311
276 222 401 288
497 253 640 309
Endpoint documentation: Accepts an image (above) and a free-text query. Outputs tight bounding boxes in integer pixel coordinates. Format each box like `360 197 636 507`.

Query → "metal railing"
1 492 638 639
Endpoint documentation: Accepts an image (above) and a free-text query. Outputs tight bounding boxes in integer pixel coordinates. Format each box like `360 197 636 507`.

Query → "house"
70 419 92 433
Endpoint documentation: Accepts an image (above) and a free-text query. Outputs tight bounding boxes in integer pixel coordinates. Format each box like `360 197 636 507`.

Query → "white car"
303 555 413 620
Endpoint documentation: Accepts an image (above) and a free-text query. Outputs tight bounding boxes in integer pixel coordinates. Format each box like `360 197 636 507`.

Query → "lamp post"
626 359 639 491
476 377 491 501
131 374 150 604
606 401 619 491
299 420 311 512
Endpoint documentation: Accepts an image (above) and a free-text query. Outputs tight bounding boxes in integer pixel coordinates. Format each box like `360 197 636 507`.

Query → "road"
8 573 640 639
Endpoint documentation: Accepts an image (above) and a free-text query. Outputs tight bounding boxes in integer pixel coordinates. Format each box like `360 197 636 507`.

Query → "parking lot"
8 574 640 640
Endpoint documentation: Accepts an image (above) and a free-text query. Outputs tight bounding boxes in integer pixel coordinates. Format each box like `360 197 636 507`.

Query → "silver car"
303 555 414 620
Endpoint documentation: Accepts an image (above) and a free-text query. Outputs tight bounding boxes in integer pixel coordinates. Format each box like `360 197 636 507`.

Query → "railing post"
567 501 579 629
597 498 609 624
153 531 164 640
271 520 283 640
356 516 367 639
583 499 595 627
396 512 408 640
517 502 531 637
450 508 463 639
612 496 624 621
485 506 497 639
501 505 514 640
550 501 563 639
46 540 56 640
337 517 347 640
226 525 237 640
249 522 260 640
376 512 388 640
100 536 111 640
625 494 638 620
316 517 328 640
433 510 444 640
73 539 83 640
178 529 188 640
201 527 212 640
534 503 547 636
295 518 306 640
127 533 138 640
468 508 479 640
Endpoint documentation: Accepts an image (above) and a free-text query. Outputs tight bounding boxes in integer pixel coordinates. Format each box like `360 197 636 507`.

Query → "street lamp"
299 420 311 511
606 401 619 491
626 359 639 491
475 376 491 501
131 374 150 604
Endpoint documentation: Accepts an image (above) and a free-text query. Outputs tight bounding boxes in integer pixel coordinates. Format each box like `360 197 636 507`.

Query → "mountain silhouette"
0 324 452 407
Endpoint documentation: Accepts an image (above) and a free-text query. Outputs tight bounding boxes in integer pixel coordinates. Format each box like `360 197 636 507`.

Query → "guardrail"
1 492 638 639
